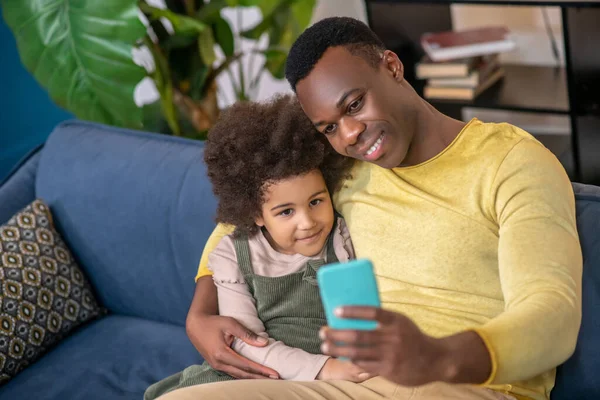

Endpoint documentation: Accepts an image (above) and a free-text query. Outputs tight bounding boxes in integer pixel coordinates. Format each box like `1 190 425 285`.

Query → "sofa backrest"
31 121 600 395
35 121 217 326
0 146 42 225
553 183 600 399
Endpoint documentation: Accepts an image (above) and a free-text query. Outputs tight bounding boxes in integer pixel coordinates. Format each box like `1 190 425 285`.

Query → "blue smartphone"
317 258 381 331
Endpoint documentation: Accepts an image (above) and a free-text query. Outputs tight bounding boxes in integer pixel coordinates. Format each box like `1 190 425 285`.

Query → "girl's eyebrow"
271 190 327 211
309 190 327 198
271 202 294 211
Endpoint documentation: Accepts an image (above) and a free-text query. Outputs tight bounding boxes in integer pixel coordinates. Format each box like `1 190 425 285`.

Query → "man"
172 17 582 400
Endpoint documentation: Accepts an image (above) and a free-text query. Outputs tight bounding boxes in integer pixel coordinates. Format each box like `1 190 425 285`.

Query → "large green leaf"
289 0 315 41
1 0 147 128
213 16 234 57
274 0 315 47
198 27 217 65
196 0 228 22
249 0 282 18
225 0 271 7
240 0 284 40
143 36 180 135
262 47 288 80
140 2 207 35
241 0 315 47
241 0 315 79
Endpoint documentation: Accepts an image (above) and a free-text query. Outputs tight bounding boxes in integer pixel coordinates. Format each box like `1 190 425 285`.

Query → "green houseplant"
1 0 316 139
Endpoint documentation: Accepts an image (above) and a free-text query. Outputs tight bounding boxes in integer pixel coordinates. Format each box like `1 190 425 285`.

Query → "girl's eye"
279 208 293 217
348 97 363 113
323 124 337 135
310 199 322 207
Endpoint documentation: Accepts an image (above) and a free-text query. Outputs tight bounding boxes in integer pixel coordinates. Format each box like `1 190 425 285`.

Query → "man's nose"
339 117 366 147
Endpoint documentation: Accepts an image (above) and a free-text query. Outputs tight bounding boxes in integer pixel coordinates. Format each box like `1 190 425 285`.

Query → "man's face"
295 47 416 169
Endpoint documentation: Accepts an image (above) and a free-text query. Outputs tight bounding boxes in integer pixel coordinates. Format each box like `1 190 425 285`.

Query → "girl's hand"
317 358 375 382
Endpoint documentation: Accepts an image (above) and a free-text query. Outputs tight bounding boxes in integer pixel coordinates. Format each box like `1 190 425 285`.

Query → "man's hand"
319 306 492 386
186 313 280 380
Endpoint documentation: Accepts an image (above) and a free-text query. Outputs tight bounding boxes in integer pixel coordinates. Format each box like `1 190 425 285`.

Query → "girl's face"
255 169 335 257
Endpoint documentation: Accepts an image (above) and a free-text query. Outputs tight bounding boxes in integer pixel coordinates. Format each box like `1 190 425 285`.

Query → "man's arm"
321 139 581 386
473 138 581 384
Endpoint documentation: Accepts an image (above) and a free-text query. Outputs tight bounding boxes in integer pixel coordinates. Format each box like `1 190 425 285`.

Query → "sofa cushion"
552 183 600 399
35 121 218 326
0 315 203 400
0 199 104 384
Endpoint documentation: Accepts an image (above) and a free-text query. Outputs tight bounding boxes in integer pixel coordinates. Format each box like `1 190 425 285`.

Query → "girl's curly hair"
204 94 353 236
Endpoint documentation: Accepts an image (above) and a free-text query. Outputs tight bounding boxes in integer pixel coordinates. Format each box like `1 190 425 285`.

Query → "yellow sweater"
195 119 582 400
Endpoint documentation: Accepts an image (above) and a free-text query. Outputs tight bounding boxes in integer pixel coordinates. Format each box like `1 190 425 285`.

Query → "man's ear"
382 50 404 82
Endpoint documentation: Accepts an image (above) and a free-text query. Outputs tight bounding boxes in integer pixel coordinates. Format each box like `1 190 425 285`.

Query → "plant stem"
226 66 241 99
247 41 260 98
204 52 243 91
249 69 264 99
184 0 195 16
217 85 230 106
142 35 181 136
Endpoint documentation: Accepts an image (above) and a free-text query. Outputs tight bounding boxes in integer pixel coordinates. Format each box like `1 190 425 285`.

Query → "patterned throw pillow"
0 200 105 385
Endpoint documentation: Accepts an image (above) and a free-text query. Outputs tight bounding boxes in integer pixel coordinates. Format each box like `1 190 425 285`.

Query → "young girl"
145 94 369 399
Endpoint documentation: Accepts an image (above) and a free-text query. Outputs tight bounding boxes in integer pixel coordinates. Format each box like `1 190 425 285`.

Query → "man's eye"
310 199 322 206
348 97 363 112
324 124 337 134
279 209 293 217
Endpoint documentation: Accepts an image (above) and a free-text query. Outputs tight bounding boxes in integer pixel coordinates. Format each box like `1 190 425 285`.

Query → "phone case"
317 259 381 330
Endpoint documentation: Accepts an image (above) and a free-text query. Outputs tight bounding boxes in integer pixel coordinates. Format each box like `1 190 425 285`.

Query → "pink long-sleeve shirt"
208 218 355 381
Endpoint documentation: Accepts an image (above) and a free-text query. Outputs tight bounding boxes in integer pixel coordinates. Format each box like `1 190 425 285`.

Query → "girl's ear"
255 216 265 227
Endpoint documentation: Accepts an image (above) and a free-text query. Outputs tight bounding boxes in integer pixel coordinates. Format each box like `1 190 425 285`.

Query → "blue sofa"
0 121 598 400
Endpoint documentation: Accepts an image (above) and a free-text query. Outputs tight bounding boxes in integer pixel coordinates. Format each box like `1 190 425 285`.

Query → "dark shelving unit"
366 0 600 184
413 65 569 114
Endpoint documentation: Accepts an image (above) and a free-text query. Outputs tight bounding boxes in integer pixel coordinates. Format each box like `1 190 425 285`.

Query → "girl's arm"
216 279 330 381
210 236 330 381
185 225 279 380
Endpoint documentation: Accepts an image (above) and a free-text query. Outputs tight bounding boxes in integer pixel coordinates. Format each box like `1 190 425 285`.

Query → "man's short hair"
285 17 386 91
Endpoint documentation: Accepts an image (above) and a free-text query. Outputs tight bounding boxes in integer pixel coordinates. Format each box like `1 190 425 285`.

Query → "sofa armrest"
0 145 43 224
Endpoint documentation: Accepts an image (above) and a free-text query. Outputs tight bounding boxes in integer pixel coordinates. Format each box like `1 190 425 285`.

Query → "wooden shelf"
367 0 600 183
417 65 570 115
371 0 600 7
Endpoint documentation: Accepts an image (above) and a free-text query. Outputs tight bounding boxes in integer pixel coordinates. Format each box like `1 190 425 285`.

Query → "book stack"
417 26 516 101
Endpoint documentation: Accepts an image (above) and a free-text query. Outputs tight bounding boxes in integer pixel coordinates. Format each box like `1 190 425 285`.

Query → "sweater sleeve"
195 223 235 281
474 138 582 384
209 236 330 381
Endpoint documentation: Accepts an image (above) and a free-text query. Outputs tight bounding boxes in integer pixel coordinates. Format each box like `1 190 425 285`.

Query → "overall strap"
232 233 254 278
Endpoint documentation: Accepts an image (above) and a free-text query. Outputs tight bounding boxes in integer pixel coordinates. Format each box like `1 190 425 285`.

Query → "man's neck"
399 99 466 168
